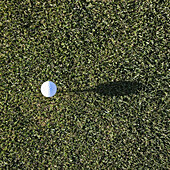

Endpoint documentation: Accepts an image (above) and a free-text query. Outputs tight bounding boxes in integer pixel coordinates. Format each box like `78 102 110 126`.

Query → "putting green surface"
1 0 169 169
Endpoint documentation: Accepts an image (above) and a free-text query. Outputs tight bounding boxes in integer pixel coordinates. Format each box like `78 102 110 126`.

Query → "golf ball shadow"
61 81 144 97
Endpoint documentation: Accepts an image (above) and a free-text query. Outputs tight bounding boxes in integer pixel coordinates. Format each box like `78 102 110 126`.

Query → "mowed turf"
0 0 169 169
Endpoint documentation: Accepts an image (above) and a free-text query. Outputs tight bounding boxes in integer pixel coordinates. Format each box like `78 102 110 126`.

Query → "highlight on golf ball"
41 81 57 97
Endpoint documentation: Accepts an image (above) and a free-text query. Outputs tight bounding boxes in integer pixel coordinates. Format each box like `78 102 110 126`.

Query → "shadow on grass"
59 81 144 97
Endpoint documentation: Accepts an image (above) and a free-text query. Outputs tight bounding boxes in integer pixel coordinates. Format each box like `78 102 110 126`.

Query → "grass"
0 0 169 169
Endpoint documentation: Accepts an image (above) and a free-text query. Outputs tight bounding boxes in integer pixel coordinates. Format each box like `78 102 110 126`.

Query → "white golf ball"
41 81 57 97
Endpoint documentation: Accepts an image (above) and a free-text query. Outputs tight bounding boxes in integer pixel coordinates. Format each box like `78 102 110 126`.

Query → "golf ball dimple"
41 81 57 97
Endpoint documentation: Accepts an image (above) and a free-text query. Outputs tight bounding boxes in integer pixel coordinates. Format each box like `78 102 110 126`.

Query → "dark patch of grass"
60 81 144 97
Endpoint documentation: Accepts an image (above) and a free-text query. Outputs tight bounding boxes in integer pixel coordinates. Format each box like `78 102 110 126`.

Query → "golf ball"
41 81 57 97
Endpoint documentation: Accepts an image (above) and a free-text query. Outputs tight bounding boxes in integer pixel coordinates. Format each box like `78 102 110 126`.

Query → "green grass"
0 0 169 169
